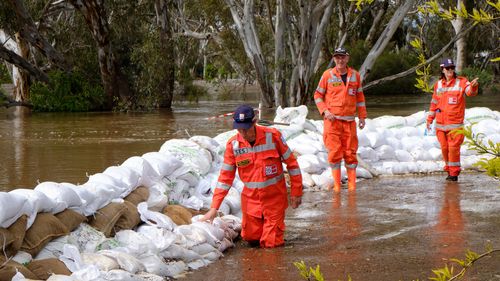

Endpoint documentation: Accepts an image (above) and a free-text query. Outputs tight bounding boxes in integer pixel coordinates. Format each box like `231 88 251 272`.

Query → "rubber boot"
332 169 341 193
347 168 356 191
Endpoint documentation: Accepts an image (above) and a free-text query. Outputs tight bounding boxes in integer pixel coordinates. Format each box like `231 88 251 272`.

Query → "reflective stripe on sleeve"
316 87 326 94
431 99 438 104
315 98 324 104
427 111 436 117
244 173 284 189
221 163 235 171
282 148 292 160
356 102 365 107
288 168 301 176
217 182 231 190
357 87 363 93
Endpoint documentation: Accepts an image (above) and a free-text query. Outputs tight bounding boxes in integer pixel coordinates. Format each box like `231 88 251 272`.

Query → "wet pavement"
181 173 500 281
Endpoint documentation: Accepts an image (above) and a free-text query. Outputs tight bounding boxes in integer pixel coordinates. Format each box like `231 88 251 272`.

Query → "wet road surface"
181 173 500 281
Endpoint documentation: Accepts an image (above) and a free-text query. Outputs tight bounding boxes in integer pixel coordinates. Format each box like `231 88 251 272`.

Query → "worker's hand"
323 110 335 121
290 196 302 209
198 208 218 223
426 120 432 132
470 77 479 88
358 118 365 129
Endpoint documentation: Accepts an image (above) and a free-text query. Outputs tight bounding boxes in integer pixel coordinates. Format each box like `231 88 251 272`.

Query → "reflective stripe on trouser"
437 130 465 176
323 119 358 166
241 212 285 248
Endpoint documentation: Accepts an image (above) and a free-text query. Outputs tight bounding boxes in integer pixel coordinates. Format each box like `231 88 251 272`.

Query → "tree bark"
0 43 49 83
359 0 415 81
273 0 286 107
451 0 467 72
6 0 69 71
69 0 121 110
155 0 175 108
13 32 30 102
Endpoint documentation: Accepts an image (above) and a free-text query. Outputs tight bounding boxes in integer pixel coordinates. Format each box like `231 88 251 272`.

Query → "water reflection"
432 182 465 267
240 247 287 281
328 192 360 279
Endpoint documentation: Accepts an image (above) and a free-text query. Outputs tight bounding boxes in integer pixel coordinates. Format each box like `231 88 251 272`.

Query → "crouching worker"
200 104 303 248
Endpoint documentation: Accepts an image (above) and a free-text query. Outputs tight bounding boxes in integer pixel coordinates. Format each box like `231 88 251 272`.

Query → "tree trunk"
13 32 30 102
273 0 286 107
364 0 389 48
69 0 121 110
155 0 175 108
6 0 69 71
225 0 273 107
359 0 415 81
0 43 49 83
451 0 467 72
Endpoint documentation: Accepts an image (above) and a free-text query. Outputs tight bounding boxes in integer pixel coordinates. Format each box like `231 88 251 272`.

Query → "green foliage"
178 82 208 103
458 67 493 92
0 64 11 84
455 125 500 177
30 71 104 112
294 261 325 281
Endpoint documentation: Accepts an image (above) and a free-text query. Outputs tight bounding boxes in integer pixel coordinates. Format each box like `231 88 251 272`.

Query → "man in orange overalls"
200 105 303 248
314 47 367 192
426 58 479 181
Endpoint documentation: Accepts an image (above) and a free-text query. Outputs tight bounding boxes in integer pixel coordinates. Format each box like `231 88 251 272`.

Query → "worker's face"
237 123 256 143
442 66 455 80
333 55 349 68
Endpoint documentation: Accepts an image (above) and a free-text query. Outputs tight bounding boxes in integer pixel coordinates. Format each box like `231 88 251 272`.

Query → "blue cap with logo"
233 105 256 129
440 58 455 68
333 47 349 56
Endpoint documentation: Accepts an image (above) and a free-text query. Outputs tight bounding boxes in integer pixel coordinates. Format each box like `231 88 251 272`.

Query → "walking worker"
313 47 367 192
200 104 303 248
426 58 479 181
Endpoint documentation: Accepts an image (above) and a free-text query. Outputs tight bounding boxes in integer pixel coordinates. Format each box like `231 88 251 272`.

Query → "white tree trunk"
451 0 466 72
364 0 388 47
359 0 415 81
273 0 286 107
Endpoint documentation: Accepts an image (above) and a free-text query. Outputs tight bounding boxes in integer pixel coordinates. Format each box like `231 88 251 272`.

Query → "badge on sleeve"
448 97 457 104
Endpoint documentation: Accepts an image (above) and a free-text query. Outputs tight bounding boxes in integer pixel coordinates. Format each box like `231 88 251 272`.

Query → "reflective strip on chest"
233 132 276 157
436 80 462 94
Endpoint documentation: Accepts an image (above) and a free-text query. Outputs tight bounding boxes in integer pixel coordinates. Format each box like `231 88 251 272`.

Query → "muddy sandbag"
89 202 127 237
112 201 141 235
55 209 87 232
0 215 27 258
162 204 193 225
27 258 71 279
0 260 38 281
123 186 149 206
21 213 69 257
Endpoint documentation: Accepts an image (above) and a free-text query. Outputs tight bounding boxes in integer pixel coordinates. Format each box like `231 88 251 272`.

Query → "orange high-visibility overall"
211 125 303 248
427 76 478 176
314 67 367 189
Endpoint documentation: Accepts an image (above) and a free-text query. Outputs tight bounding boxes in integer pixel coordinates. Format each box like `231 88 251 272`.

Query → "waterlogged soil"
181 173 500 281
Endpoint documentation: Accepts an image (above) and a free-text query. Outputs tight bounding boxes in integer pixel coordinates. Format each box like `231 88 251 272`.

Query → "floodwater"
1 91 499 191
182 174 500 281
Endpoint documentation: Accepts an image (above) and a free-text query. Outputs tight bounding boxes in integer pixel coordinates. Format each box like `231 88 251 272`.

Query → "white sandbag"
405 111 426 127
400 137 423 151
373 115 406 129
190 135 221 163
180 195 204 211
70 264 102 281
428 147 443 160
0 192 30 228
164 178 190 204
386 162 409 175
471 119 500 136
465 107 496 123
138 202 177 231
357 130 370 147
483 133 500 146
187 259 208 270
86 173 125 193
301 172 315 188
139 253 178 276
385 137 402 150
47 275 76 281
220 215 242 232
410 147 433 161
67 223 106 253
98 250 145 274
82 252 120 271
287 138 318 155
218 202 231 216
217 238 235 252
191 221 225 244
169 165 200 187
35 235 68 260
356 167 373 179
63 184 98 216
9 189 61 228
416 161 441 173
104 269 143 281
311 169 334 190
365 132 387 148
114 230 158 256
395 150 414 162
174 225 207 248
135 272 166 281
159 140 211 175
59 244 84 272
136 225 177 252
212 130 237 156
297 154 323 174
34 181 83 210
79 181 119 213
160 244 201 261
11 272 27 281
357 147 379 162
274 105 308 125
12 251 32 265
121 156 144 175
375 145 396 161
103 166 141 196
222 188 241 214
141 152 183 187
146 182 169 211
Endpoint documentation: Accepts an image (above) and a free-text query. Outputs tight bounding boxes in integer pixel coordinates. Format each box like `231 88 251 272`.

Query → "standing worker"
314 47 367 192
200 105 303 248
426 58 479 181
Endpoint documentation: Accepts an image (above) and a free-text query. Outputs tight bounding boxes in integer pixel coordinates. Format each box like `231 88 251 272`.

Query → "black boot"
446 175 458 181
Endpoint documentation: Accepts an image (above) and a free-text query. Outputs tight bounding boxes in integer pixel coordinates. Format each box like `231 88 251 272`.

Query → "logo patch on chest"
348 88 357 96
448 97 458 104
265 164 278 176
236 159 251 167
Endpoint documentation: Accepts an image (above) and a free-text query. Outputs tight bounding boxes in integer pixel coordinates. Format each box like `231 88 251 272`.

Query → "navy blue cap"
440 58 455 68
233 105 255 129
333 47 349 56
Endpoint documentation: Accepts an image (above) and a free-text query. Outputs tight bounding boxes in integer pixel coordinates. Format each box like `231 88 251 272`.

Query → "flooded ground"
182 173 500 281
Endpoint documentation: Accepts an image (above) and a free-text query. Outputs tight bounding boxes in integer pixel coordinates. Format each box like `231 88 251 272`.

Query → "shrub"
458 67 493 94
30 71 104 112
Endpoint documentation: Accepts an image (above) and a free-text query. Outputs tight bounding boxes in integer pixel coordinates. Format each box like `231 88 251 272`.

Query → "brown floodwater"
0 91 499 191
